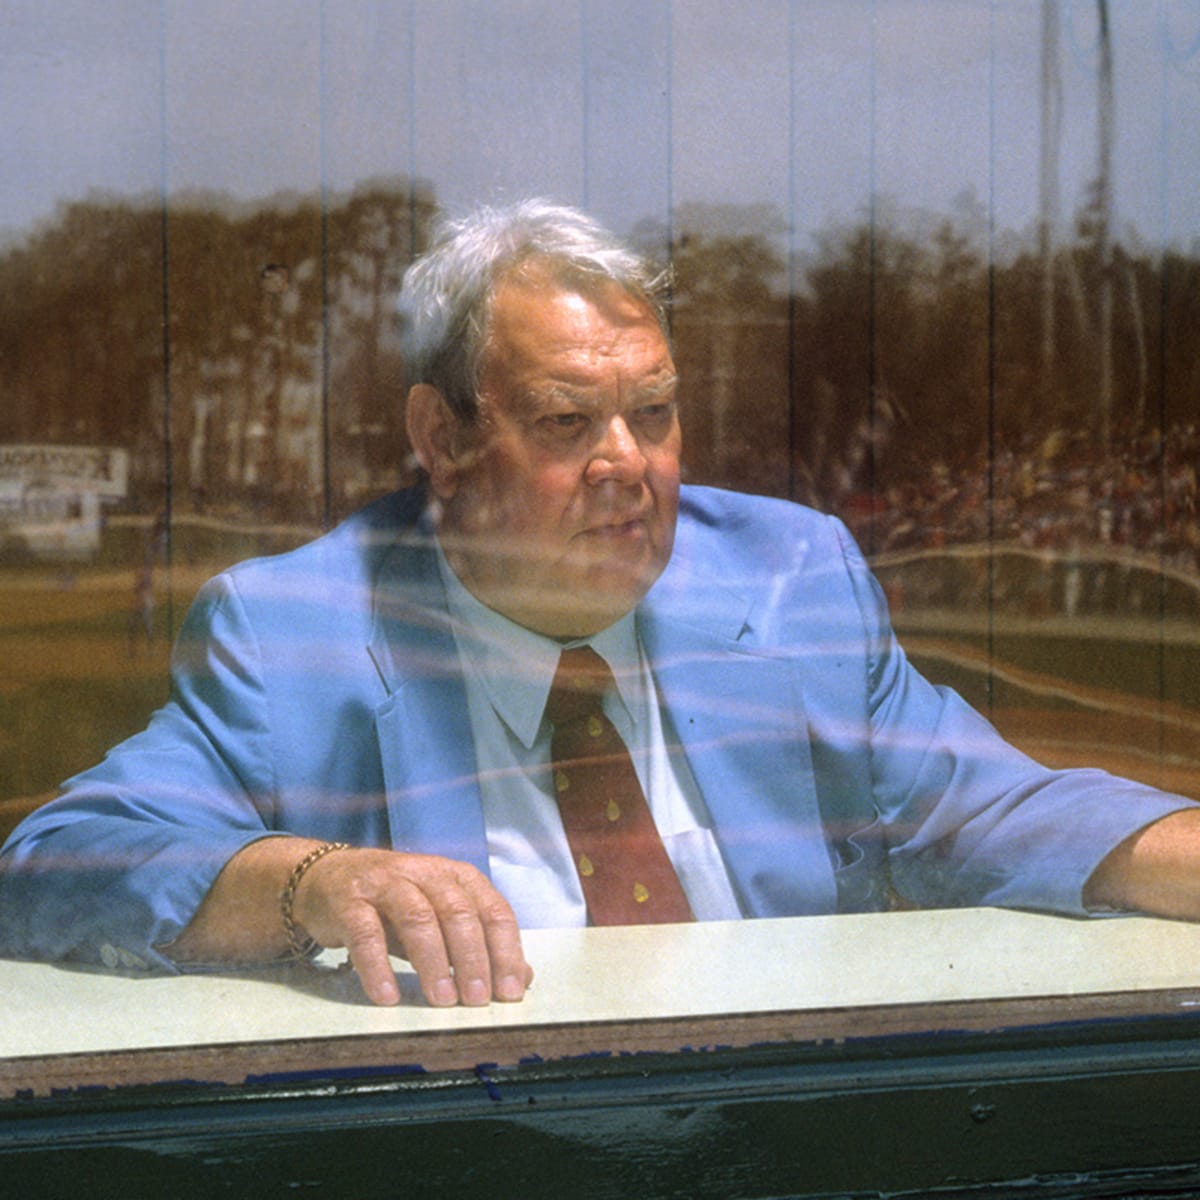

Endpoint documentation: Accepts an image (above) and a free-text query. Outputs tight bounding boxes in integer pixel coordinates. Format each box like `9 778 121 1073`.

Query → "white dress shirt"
436 546 743 928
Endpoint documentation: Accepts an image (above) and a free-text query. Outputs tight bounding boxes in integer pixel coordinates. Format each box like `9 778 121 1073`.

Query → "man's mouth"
586 514 647 539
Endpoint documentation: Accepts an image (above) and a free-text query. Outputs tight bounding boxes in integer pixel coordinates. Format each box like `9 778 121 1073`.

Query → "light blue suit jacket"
0 485 1190 970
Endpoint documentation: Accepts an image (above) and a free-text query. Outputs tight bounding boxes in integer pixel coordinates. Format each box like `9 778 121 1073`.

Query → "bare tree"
1039 0 1062 396
1096 0 1115 447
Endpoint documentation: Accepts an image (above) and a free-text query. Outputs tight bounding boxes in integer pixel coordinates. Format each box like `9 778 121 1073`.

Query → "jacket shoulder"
175 488 428 651
646 486 866 646
219 487 425 590
676 484 848 567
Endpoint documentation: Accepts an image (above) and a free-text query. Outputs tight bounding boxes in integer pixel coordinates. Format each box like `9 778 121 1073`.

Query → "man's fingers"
385 871 500 1006
339 906 401 1007
432 891 494 1005
381 867 531 1006
379 887 465 1007
465 876 532 1002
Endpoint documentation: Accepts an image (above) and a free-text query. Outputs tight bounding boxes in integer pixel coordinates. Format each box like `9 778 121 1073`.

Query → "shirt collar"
434 540 642 749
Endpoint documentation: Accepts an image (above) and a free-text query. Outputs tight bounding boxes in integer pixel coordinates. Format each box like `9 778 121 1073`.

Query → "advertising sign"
0 444 128 496
0 444 129 561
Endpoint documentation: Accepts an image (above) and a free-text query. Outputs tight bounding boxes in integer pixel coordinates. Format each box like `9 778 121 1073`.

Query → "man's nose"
586 415 646 485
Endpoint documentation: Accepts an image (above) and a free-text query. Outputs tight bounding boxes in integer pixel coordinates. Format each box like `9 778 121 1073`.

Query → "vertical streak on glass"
157 0 175 644
787 0 798 502
985 0 998 717
665 0 675 333
1156 0 1170 774
407 2 418 261
408 2 422 261
866 0 878 558
318 0 332 530
581 0 591 210
404 0 420 500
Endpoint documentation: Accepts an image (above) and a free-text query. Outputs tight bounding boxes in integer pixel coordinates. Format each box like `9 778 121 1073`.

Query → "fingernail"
432 977 458 1006
496 973 525 1001
462 977 490 1006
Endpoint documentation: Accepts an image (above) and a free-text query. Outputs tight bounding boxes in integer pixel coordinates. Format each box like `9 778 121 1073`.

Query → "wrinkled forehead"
478 270 673 398
488 255 666 340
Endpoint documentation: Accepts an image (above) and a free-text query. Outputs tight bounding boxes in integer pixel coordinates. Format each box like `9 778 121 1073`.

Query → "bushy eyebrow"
634 374 679 399
529 374 679 409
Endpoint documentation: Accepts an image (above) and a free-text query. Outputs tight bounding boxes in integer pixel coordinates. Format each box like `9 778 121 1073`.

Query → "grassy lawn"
3 539 1198 810
1 517 311 805
1 565 174 801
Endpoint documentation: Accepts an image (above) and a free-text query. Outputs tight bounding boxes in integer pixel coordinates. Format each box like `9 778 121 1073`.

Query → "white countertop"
5 907 1200 1062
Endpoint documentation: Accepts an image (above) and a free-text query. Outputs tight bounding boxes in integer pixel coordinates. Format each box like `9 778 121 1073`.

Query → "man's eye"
542 413 589 434
635 402 673 423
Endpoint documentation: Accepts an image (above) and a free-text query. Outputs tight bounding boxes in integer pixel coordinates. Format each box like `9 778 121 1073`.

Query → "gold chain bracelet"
280 841 350 960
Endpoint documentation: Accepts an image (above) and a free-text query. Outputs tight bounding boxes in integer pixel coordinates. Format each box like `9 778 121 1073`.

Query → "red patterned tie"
546 647 693 925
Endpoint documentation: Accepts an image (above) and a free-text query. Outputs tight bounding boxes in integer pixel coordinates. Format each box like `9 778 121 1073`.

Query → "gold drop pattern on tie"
546 646 693 925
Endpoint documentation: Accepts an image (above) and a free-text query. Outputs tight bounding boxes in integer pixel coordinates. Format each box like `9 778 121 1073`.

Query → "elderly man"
1 200 1197 1008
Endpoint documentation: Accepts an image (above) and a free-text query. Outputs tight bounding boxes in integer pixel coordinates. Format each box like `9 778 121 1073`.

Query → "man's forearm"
166 835 320 963
1084 808 1200 917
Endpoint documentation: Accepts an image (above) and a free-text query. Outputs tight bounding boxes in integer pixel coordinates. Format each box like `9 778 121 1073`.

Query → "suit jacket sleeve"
0 571 287 971
828 519 1195 914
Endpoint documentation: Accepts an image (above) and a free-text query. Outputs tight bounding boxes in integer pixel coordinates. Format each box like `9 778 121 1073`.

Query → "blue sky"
1 1 1197 252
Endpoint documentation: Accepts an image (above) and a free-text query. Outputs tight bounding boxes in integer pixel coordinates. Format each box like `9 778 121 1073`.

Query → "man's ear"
406 384 468 499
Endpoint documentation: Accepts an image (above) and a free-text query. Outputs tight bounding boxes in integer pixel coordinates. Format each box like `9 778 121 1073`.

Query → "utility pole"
1096 0 1115 448
1039 0 1062 404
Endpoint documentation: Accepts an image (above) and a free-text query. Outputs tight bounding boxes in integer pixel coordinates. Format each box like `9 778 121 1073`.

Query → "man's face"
433 270 681 638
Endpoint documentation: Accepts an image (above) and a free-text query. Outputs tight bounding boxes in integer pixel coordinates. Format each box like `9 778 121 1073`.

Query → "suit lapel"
640 570 838 918
367 532 490 876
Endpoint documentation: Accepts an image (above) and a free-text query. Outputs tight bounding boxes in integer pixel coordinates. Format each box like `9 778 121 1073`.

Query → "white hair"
397 199 671 420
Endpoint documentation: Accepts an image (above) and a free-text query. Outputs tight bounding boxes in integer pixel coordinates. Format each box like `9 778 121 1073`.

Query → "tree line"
1 181 1195 535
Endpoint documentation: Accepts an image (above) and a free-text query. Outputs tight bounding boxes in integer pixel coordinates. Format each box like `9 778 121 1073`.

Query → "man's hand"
291 846 532 1007
168 838 533 1008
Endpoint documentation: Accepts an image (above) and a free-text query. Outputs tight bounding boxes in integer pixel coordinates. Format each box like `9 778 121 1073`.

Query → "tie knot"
546 646 613 726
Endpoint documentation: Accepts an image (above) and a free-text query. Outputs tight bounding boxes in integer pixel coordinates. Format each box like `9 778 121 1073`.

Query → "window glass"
1 0 1198 1093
